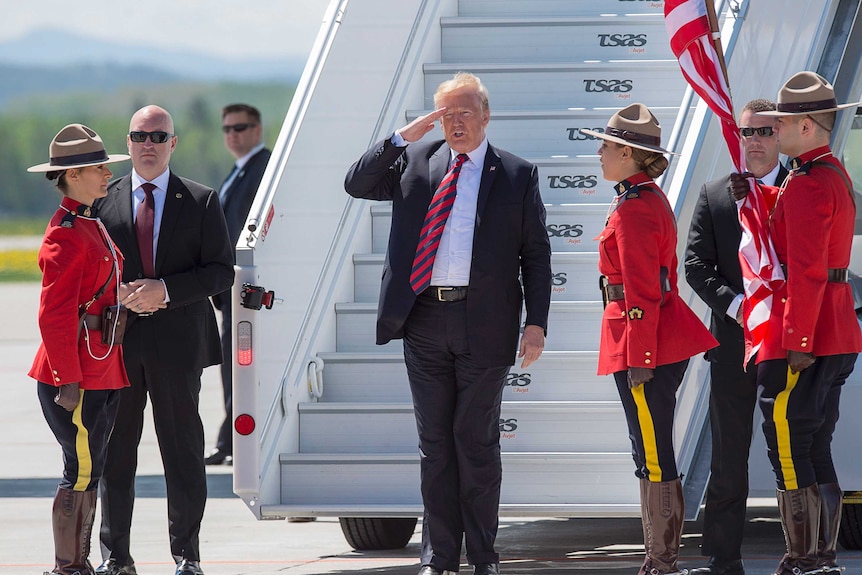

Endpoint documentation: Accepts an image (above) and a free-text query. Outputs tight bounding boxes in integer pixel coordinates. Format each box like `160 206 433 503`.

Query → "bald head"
127 105 178 181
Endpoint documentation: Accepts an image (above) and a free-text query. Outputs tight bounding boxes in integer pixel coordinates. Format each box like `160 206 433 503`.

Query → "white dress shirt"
130 168 171 301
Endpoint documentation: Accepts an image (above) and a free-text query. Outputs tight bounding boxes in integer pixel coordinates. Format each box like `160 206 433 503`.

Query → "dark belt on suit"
422 286 468 302
780 264 849 283
599 269 671 309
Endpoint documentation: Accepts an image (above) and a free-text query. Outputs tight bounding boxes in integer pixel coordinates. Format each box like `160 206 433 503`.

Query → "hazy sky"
1 0 333 59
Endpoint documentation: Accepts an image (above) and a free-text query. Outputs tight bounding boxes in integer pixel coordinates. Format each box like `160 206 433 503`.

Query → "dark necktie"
220 164 238 202
410 153 469 294
136 182 156 278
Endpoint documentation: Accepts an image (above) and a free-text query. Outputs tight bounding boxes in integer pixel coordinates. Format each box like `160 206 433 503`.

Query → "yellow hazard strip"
774 366 800 490
632 385 662 481
71 389 92 491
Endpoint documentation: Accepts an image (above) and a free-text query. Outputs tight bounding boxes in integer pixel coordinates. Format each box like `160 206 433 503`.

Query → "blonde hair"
631 147 669 178
433 72 490 111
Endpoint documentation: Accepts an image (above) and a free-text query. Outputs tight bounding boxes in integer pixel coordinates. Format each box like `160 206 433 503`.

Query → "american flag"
664 0 784 364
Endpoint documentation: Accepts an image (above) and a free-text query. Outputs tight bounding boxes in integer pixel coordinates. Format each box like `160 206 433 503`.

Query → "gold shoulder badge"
615 182 627 194
82 207 92 217
628 307 644 320
625 191 639 200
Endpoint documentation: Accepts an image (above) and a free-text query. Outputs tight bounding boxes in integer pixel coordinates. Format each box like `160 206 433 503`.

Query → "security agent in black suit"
684 99 788 575
205 103 271 466
94 105 234 575
345 72 551 575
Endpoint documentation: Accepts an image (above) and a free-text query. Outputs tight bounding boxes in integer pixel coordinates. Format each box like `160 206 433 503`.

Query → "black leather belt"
423 286 468 302
602 283 625 301
780 264 849 283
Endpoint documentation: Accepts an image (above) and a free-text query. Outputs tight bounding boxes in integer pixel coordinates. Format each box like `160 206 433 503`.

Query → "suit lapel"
475 145 501 224
428 143 450 198
155 173 185 275
105 176 140 270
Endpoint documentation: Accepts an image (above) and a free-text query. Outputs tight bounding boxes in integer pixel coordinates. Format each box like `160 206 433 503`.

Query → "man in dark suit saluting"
684 99 787 575
95 105 234 575
205 103 271 466
345 72 552 575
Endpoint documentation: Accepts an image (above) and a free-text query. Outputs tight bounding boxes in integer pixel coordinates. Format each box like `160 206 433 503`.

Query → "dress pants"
614 359 689 482
99 318 208 563
700 354 758 560
757 353 857 490
403 294 510 572
216 302 233 454
39 383 120 492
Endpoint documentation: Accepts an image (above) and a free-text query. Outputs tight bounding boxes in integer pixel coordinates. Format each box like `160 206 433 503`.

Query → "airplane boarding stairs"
266 0 709 549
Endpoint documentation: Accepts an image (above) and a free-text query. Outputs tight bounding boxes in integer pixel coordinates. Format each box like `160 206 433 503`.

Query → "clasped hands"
120 279 167 315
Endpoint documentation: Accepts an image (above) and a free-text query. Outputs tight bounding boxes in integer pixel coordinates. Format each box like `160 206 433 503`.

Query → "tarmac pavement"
2 280 862 575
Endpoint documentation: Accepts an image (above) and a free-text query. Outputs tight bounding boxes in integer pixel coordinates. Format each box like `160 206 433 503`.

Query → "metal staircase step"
354 251 600 303
297 401 628 453
422 62 685 110
458 0 665 18
278 452 638 510
441 16 673 63
335 300 602 353
316 350 616 403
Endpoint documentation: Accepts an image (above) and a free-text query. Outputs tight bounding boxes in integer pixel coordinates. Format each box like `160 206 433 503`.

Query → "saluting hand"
397 108 447 144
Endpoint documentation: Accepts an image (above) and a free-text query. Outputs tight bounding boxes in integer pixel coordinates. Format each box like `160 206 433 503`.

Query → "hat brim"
27 153 130 173
757 102 860 116
579 129 680 156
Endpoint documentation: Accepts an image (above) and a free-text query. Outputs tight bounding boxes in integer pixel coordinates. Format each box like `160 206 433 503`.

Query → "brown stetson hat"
27 123 130 173
579 103 679 155
758 71 859 116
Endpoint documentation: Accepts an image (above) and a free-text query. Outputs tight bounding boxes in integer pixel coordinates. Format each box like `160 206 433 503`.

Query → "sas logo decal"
583 79 633 94
547 224 584 245
500 418 518 439
552 272 567 294
547 175 598 190
506 373 531 393
597 33 648 48
567 127 604 141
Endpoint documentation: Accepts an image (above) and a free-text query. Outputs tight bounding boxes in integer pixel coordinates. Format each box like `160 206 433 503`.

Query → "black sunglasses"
222 123 257 134
739 126 775 138
129 131 174 144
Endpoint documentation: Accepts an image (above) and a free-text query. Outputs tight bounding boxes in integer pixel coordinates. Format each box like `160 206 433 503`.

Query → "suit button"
801 342 808 347
54 377 61 382
645 351 652 357
644 359 652 365
104 256 109 261
781 298 787 303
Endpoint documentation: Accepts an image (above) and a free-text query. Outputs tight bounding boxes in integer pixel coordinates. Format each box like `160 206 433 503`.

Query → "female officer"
582 104 717 575
27 124 131 575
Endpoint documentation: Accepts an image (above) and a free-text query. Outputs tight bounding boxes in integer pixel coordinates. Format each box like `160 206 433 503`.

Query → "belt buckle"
436 287 454 302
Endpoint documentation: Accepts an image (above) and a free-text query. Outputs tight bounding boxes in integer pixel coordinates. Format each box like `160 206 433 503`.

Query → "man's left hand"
518 325 545 368
787 350 816 373
122 279 168 314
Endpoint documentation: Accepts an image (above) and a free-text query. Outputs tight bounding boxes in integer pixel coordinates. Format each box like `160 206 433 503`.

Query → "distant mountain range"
0 28 305 108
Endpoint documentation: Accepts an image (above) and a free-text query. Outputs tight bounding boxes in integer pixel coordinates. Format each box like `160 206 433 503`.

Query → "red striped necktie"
136 182 156 278
410 153 469 294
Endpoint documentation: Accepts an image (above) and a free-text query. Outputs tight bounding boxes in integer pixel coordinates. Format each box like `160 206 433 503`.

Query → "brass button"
53 370 58 374
104 256 109 261
54 377 61 382
801 337 809 342
645 351 652 357
801 342 808 348
644 359 652 365
781 298 787 303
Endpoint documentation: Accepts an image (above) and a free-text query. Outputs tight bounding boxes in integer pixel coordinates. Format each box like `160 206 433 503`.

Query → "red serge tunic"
596 172 717 375
28 197 131 390
758 146 862 361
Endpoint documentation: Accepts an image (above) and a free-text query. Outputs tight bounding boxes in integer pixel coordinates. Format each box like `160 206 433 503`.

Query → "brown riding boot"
639 478 653 567
47 486 96 575
639 478 686 575
773 484 820 575
816 483 844 573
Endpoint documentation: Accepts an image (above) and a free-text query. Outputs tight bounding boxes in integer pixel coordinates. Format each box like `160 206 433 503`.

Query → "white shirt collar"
235 143 266 171
453 138 488 171
131 168 170 193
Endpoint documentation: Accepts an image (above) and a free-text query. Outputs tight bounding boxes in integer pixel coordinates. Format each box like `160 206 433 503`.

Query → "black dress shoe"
204 448 232 465
474 563 500 575
689 557 745 575
95 558 137 575
175 559 205 575
417 566 443 575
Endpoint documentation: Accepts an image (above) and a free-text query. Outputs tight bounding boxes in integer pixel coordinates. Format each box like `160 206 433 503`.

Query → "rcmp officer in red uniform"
749 71 862 575
582 103 717 575
27 124 131 575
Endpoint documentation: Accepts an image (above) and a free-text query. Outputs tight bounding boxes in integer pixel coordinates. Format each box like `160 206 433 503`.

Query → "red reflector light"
235 414 256 436
237 321 252 365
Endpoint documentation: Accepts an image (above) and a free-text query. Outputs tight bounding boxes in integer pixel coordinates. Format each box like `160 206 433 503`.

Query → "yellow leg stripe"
631 385 662 480
774 366 799 490
71 389 92 491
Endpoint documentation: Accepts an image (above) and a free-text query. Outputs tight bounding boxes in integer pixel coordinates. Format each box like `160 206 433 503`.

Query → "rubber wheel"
839 502 862 550
338 517 417 550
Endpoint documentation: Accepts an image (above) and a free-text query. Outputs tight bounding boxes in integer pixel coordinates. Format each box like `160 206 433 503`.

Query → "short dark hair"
742 99 776 114
222 103 261 123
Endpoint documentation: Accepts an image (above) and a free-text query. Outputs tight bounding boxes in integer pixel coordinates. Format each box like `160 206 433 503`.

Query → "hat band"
776 98 837 113
605 127 661 146
50 149 109 167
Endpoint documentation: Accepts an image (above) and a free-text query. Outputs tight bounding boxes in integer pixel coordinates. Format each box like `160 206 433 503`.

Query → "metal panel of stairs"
280 0 687 516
